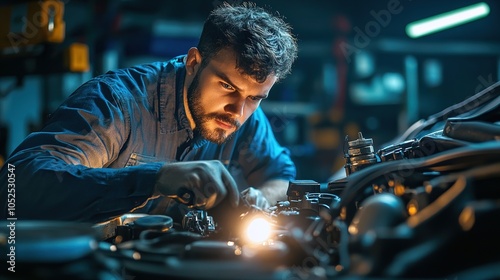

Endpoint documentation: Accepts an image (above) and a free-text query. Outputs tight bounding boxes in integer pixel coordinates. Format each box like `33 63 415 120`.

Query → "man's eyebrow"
213 68 243 92
214 69 268 99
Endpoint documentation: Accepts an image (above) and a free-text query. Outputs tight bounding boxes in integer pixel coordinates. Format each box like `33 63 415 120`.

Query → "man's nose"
224 96 245 117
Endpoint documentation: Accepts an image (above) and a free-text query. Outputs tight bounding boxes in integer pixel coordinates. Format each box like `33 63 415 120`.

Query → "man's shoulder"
235 107 270 138
100 55 186 82
246 107 268 124
68 55 187 106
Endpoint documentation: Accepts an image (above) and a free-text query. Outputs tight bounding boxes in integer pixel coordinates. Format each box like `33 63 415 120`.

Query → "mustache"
206 113 241 128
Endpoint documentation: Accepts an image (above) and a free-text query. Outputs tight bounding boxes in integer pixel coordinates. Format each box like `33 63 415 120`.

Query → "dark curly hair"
197 2 298 83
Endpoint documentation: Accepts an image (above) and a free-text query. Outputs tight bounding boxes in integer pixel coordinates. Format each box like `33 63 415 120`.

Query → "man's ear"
185 47 202 75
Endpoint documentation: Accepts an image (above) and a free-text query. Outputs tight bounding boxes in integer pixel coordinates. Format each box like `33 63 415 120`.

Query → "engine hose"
332 141 500 222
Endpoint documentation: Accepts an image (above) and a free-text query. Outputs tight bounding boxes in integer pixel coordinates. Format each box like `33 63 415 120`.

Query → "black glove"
240 187 271 210
154 160 240 209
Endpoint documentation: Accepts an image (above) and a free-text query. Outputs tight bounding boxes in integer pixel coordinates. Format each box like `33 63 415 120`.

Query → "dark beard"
187 69 241 144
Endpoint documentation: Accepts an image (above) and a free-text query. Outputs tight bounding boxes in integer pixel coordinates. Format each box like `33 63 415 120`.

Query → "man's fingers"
241 187 271 209
157 160 240 209
221 170 240 207
175 188 195 204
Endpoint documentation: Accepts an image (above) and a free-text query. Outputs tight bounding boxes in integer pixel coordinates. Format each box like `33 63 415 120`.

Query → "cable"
332 141 500 222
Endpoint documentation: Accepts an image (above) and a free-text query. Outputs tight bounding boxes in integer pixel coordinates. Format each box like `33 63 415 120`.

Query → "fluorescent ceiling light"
406 2 490 38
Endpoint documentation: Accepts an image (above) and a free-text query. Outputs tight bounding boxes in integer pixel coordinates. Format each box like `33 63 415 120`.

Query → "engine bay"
2 83 500 280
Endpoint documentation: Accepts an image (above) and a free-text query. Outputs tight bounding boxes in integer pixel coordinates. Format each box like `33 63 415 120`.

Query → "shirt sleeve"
0 78 162 223
233 107 297 187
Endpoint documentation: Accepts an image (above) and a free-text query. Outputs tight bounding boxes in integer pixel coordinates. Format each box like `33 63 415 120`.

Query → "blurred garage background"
1 0 499 182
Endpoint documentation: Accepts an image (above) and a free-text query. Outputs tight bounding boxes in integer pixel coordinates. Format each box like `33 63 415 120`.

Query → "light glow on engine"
245 217 271 243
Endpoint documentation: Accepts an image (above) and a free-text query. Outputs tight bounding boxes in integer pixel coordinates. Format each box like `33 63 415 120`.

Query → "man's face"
186 48 277 144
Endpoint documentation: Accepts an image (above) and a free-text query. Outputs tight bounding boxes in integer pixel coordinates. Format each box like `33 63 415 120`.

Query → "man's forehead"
207 49 272 77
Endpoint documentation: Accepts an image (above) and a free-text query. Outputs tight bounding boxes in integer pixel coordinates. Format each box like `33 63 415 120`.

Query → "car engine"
2 82 500 280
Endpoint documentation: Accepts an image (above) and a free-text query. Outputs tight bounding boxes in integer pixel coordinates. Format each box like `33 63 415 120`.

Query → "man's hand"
154 160 240 209
257 179 289 206
241 187 271 210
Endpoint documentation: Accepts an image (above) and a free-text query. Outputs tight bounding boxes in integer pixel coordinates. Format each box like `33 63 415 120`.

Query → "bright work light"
244 217 272 244
406 2 490 38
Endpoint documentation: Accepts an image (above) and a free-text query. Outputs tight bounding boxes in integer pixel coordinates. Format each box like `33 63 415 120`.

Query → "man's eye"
249 96 262 101
220 82 234 90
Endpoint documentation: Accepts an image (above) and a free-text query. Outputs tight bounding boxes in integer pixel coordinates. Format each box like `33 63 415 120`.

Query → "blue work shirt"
0 55 296 223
